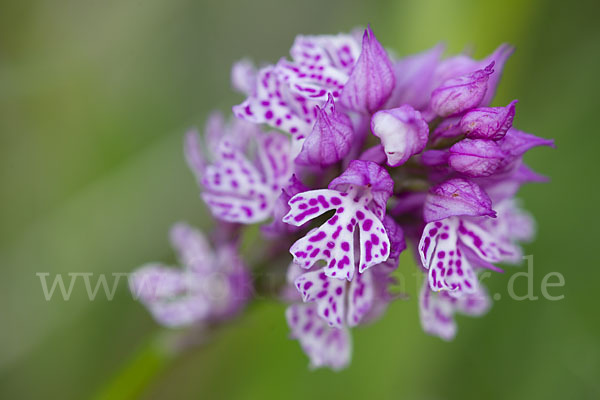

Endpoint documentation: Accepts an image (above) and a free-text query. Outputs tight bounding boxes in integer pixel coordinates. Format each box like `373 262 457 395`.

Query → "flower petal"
419 279 490 340
129 264 211 327
295 94 354 167
286 303 352 370
430 62 494 117
169 223 214 273
231 59 257 96
201 136 280 223
339 26 395 114
371 105 429 167
448 139 506 177
457 218 517 263
294 268 347 327
386 43 444 110
277 34 361 102
261 175 308 237
347 269 375 326
283 184 390 280
460 100 518 140
233 66 315 136
358 214 390 273
419 219 479 296
424 178 496 223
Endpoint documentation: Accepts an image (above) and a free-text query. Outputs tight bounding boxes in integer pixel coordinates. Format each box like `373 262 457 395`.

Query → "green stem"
92 332 177 400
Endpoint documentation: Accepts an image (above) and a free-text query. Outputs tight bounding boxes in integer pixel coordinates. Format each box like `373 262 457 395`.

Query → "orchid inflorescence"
130 26 553 370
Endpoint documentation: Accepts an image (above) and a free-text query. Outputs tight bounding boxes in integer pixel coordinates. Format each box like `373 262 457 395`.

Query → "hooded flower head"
371 105 429 167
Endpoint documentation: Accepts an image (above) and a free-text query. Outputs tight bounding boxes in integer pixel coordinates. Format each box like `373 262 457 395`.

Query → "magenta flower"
131 26 555 369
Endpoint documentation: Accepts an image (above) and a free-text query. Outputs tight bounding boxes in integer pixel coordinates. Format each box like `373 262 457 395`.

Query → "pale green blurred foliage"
0 0 599 399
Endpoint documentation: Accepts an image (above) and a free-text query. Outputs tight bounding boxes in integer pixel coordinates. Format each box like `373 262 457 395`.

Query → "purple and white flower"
129 223 251 327
131 26 555 370
185 115 293 223
283 160 393 280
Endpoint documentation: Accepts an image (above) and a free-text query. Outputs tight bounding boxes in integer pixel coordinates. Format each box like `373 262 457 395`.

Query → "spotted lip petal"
461 100 518 140
371 105 429 167
293 264 379 328
283 186 390 280
430 62 495 118
295 94 355 167
457 218 517 263
461 199 535 264
286 303 352 370
295 268 347 327
419 279 490 340
424 178 496 223
346 268 375 326
448 139 506 177
419 218 479 296
340 26 395 114
233 66 316 137
199 131 292 224
277 34 361 102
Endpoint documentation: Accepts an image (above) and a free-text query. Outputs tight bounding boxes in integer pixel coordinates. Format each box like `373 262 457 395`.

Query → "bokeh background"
1 0 599 398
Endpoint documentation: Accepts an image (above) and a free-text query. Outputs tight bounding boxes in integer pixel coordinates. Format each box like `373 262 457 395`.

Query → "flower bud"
340 26 395 114
295 94 354 167
449 139 505 177
460 100 517 140
430 62 494 117
424 178 496 222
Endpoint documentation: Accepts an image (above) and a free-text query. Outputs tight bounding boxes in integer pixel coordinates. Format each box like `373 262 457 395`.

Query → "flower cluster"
130 26 553 369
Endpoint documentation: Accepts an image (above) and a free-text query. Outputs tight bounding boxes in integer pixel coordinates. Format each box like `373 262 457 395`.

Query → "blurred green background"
1 0 599 398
